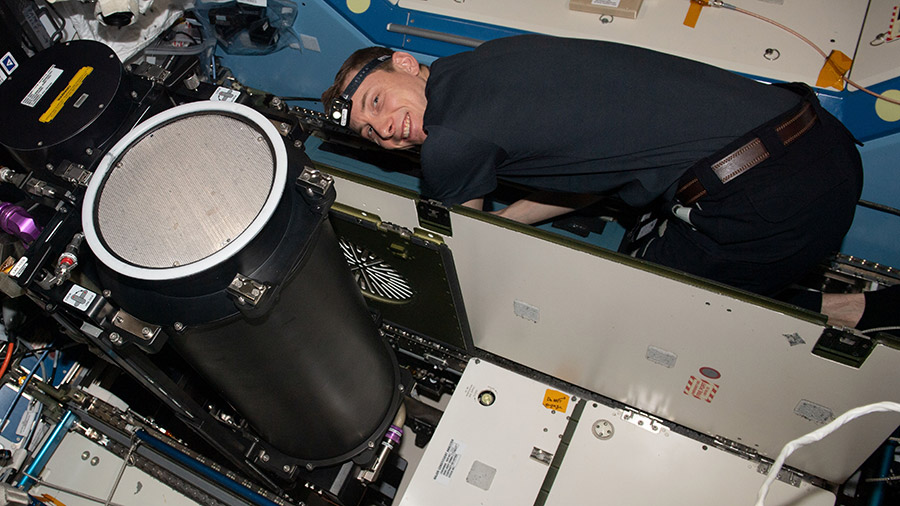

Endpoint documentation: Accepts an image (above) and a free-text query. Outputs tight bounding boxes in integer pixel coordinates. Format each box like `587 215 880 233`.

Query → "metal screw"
260 453 269 463
305 463 314 471
293 140 303 148
173 322 185 332
283 465 292 473
109 333 123 345
90 456 100 466
81 451 90 460
367 441 375 449
141 327 153 338
85 148 94 155
102 290 112 298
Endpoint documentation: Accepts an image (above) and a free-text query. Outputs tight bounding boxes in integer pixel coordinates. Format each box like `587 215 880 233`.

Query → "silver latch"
227 274 268 307
297 167 333 196
621 409 664 434
131 61 172 83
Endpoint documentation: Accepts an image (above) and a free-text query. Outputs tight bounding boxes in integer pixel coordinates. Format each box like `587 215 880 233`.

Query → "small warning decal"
63 284 96 311
684 376 719 403
1 52 18 75
543 389 569 413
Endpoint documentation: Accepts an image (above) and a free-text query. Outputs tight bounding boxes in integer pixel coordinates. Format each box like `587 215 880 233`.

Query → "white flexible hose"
755 401 900 506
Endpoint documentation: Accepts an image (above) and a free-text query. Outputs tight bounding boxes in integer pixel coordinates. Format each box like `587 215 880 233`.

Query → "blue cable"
134 430 285 506
17 410 76 491
868 437 899 506
0 349 50 436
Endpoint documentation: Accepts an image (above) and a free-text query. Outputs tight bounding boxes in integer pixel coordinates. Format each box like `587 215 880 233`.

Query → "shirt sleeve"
419 125 508 207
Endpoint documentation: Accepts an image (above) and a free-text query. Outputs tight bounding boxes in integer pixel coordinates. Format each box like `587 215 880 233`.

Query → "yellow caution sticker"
39 66 93 123
543 389 569 413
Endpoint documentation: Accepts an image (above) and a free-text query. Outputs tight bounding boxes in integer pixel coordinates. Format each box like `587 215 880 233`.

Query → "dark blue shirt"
420 34 800 207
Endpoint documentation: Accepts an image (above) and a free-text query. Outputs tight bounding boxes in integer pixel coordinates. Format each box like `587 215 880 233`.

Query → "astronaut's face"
346 52 429 150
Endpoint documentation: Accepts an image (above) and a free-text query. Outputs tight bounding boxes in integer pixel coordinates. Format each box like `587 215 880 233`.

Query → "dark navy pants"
639 95 863 296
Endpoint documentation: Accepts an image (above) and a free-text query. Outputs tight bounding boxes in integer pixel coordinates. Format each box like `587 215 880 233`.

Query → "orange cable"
0 342 13 379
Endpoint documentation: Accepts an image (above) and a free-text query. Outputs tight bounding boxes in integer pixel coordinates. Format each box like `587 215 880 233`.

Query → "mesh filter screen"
94 113 275 268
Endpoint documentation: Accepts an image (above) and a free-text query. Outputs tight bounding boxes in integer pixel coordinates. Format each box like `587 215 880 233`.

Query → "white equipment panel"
30 431 199 506
321 167 900 486
398 0 866 86
546 402 833 506
399 359 573 506
851 0 900 87
401 359 834 506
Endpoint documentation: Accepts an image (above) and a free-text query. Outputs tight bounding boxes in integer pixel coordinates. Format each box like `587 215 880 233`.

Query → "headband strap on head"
328 54 392 127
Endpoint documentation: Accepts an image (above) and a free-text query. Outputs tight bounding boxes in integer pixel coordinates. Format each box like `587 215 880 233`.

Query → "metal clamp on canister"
107 309 167 353
295 167 336 213
227 273 276 318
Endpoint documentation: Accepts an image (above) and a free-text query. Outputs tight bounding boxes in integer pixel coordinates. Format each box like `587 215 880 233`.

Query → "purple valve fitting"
0 202 42 244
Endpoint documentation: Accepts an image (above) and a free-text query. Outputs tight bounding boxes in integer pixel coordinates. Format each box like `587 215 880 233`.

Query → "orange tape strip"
816 50 853 91
684 1 704 28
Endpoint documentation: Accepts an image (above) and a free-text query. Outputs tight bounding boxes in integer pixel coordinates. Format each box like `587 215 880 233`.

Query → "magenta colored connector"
0 202 42 244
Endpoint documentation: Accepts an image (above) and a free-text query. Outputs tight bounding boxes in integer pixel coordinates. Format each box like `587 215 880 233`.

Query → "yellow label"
39 66 93 123
543 389 569 413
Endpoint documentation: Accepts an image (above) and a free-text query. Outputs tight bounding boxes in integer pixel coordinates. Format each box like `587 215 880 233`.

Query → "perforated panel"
93 113 275 269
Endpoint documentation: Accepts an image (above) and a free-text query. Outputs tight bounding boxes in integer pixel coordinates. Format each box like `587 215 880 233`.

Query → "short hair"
321 46 396 109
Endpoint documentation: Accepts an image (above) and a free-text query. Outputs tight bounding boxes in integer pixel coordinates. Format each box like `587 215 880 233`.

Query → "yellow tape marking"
39 66 93 123
684 1 704 28
816 50 852 91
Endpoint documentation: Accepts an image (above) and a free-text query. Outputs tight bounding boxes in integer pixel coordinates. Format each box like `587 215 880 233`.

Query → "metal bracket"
416 199 452 237
131 61 172 83
109 309 166 353
53 161 92 187
812 327 874 368
757 462 802 488
712 435 760 461
620 409 664 434
227 274 269 308
296 167 333 197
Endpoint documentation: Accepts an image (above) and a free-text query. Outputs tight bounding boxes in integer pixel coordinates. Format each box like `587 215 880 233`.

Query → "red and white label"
684 376 719 403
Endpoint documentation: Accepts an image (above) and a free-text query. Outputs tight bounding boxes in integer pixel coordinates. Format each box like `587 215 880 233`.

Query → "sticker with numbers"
8 257 28 278
433 438 464 484
22 65 63 108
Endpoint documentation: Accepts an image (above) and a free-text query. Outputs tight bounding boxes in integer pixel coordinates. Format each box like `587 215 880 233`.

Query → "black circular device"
82 101 402 467
0 40 133 171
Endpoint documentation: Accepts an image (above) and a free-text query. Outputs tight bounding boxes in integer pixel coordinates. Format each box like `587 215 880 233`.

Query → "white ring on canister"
81 100 288 281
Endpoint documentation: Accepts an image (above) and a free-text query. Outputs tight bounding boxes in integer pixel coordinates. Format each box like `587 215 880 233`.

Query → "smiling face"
345 52 429 150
